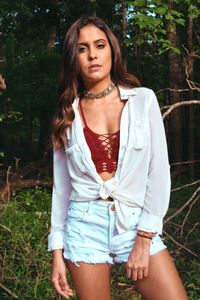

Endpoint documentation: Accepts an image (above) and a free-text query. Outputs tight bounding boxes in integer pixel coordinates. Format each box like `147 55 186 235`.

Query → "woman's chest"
78 99 128 134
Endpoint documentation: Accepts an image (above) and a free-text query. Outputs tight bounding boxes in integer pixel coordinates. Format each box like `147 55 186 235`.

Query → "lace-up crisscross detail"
79 100 120 174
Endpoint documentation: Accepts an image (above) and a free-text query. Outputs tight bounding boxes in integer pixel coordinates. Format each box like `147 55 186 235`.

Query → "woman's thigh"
66 259 112 300
135 249 188 300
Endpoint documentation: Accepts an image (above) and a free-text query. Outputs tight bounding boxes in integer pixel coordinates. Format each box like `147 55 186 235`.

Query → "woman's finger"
59 273 73 293
143 266 149 278
52 277 69 298
52 275 73 299
131 268 138 281
137 268 144 280
59 280 74 297
127 267 132 278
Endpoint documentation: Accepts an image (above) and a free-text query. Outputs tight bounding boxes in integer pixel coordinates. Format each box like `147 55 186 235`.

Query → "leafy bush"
0 187 199 299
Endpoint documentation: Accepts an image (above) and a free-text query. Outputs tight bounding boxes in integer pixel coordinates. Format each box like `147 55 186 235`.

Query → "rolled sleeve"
137 210 163 234
48 231 65 251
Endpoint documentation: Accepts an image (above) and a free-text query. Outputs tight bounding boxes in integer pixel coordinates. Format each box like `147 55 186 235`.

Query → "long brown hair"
52 15 141 148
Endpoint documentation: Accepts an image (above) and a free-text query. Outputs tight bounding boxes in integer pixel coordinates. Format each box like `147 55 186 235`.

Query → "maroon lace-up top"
79 100 121 174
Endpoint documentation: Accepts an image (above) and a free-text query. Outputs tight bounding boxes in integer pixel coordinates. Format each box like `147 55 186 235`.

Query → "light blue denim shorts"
63 200 166 267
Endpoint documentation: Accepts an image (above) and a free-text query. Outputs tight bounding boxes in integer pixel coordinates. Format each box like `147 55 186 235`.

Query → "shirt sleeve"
47 146 72 251
137 90 171 235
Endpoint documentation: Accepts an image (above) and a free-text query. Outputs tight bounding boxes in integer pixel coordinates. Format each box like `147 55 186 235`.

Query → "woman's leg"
135 249 188 300
66 260 112 300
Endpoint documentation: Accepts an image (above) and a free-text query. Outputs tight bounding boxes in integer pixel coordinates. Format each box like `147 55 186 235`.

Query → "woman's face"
78 24 112 85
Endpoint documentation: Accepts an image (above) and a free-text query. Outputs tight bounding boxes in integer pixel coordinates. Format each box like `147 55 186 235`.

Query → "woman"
48 15 188 300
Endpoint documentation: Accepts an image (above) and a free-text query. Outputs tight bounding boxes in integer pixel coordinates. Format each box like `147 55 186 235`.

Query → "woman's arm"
126 90 171 281
48 146 74 298
48 146 72 251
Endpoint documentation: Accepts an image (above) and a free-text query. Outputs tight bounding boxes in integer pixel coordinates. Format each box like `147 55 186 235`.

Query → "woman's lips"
88 65 101 71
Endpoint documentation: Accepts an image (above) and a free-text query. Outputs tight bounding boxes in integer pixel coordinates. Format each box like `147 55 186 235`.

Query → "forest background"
0 0 200 299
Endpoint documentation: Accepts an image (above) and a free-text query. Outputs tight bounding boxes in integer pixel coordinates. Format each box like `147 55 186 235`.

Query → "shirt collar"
118 85 138 100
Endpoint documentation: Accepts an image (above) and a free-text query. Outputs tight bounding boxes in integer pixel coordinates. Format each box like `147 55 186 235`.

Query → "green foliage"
0 188 53 299
0 114 5 122
0 0 200 162
183 260 200 299
3 111 23 122
124 0 185 54
158 39 181 55
0 186 200 299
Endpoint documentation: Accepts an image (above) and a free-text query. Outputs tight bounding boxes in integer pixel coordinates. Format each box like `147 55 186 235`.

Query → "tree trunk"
47 25 57 51
38 105 50 156
89 0 96 16
166 21 183 171
47 0 59 52
122 0 127 69
186 16 195 178
44 0 58 154
26 105 33 159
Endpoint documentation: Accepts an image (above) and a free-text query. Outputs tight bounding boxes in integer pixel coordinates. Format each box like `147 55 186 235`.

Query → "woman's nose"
88 49 97 60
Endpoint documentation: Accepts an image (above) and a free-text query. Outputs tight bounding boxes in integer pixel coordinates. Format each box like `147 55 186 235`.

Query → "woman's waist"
70 188 144 207
97 196 114 202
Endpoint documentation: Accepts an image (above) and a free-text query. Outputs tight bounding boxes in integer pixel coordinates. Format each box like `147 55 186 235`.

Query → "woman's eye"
97 44 105 49
79 47 86 53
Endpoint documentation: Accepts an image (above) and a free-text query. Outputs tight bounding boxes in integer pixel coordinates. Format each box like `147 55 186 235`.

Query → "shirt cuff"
48 231 64 251
137 209 163 235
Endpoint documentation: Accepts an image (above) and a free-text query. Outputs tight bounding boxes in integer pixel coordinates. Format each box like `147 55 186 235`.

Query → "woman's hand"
51 249 74 299
125 234 151 281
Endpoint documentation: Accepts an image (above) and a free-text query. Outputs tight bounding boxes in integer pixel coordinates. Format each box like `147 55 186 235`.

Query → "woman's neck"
83 78 113 93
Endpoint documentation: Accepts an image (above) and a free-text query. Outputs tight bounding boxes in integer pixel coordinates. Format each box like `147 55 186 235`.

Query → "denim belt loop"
87 200 94 215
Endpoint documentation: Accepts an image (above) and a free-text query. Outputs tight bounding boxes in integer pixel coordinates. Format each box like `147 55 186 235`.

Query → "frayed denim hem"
63 251 115 267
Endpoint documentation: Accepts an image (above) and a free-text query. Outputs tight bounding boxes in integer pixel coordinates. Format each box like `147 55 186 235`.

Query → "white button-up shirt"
48 86 171 251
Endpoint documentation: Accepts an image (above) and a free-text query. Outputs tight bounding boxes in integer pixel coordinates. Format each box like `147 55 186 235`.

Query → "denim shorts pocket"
116 204 142 231
126 207 142 229
67 202 89 222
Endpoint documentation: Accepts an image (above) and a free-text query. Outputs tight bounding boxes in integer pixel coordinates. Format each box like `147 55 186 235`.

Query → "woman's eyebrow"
78 39 106 45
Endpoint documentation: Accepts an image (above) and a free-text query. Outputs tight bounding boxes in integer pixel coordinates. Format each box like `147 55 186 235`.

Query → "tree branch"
162 100 200 119
0 282 18 299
